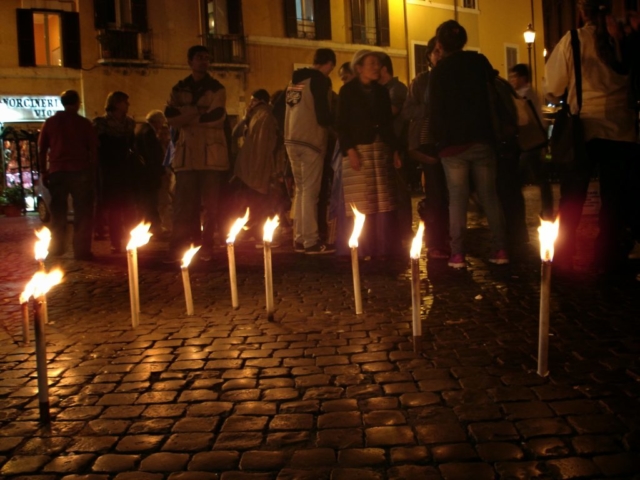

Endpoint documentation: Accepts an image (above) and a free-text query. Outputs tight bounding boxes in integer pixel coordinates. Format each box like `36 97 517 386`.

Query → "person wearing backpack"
424 20 508 268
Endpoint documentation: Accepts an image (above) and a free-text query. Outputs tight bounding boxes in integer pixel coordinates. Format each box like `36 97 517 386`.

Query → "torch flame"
538 217 560 262
34 227 51 262
348 205 366 248
126 222 152 251
227 208 250 244
410 222 425 260
181 245 201 268
263 215 279 243
21 268 64 301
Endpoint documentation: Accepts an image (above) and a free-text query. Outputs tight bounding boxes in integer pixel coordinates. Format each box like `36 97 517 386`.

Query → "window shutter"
227 0 243 35
314 0 331 40
131 0 148 32
16 9 36 67
376 0 390 46
350 0 363 44
94 0 110 29
61 11 82 69
283 0 297 38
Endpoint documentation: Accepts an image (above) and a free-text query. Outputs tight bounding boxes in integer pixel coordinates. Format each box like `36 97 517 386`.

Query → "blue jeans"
441 144 506 255
49 170 95 257
286 144 325 248
170 170 226 254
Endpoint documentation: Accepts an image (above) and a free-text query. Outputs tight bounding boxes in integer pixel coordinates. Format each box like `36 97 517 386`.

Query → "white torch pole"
411 257 422 353
228 243 239 309
181 265 194 316
538 260 551 376
351 247 363 315
264 241 274 320
127 247 140 328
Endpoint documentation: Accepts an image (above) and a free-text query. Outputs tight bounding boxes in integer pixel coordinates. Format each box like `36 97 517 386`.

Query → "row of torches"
19 209 559 424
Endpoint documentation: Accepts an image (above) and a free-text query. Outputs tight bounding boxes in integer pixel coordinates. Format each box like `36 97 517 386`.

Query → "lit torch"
181 245 200 316
126 222 152 328
23 268 63 424
537 217 559 377
410 221 425 353
263 215 279 320
349 205 366 315
34 227 51 324
227 208 249 309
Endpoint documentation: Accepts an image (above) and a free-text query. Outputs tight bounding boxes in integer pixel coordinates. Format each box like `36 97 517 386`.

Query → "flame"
126 222 152 250
348 205 366 248
263 215 279 243
181 245 201 268
34 227 51 262
410 222 425 260
21 268 64 301
227 208 250 244
538 217 560 262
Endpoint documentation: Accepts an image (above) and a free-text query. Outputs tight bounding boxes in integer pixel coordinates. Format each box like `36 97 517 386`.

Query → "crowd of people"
37 0 639 276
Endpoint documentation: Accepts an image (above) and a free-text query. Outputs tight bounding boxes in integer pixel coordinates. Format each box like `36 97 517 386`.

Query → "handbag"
549 30 588 166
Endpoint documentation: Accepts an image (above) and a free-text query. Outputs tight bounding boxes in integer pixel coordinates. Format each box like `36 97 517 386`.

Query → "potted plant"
1 185 26 217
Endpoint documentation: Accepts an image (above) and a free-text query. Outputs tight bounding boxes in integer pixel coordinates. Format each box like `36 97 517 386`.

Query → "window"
414 43 430 76
203 0 246 64
94 0 148 32
284 0 332 40
505 45 518 76
16 9 81 69
350 0 390 47
462 0 476 9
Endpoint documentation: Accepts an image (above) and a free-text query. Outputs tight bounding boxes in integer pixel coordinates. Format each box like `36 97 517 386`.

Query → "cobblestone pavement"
0 187 639 480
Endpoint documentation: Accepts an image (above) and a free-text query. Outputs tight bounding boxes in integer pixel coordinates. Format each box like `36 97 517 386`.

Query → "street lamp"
524 24 536 78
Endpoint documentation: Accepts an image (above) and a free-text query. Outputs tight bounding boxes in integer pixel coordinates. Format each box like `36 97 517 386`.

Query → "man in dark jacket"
284 48 336 255
425 20 507 268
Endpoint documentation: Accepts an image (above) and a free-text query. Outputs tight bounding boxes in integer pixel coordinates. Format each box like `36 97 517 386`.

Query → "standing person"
135 110 166 233
284 48 336 255
157 124 175 238
338 62 354 84
337 49 403 260
546 0 637 274
378 53 412 244
232 89 281 245
38 90 98 260
425 20 508 268
94 91 137 254
165 45 229 262
509 63 554 220
404 38 450 260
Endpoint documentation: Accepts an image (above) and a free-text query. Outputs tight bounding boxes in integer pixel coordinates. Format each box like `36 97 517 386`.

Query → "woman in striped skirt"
337 49 403 259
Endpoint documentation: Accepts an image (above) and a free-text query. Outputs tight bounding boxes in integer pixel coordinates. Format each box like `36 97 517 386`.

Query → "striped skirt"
342 141 397 216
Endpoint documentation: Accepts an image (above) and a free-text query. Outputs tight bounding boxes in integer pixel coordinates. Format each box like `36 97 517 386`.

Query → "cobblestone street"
0 187 639 480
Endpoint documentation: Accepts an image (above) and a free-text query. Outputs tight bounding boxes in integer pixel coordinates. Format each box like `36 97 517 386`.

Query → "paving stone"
262 388 299 401
289 448 336 468
15 437 71 456
592 453 640 477
549 399 601 416
113 473 164 480
280 400 320 414
239 451 289 470
92 454 140 472
531 385 582 401
476 442 524 462
187 402 234 417
42 454 95 473
128 418 175 434
439 462 495 480
330 468 382 480
316 428 363 449
515 418 573 438
415 423 466 444
487 387 535 402
101 406 146 419
188 451 240 471
571 435 622 455
389 445 429 464
234 401 277 416
269 414 314 430
276 469 328 480
399 392 440 408
318 411 362 429
266 431 311 448
321 399 359 412
67 436 118 453
337 448 386 467
115 435 164 453
502 401 554 420
162 433 214 451
365 426 415 447
525 437 571 458
140 452 190 472
566 414 627 435
167 473 219 480
305 387 345 400
0 455 50 475
545 457 601 479
362 410 406 426
359 397 398 412
57 407 103 421
221 416 268 432
495 461 547 479
431 443 479 462
143 403 187 418
213 433 263 450
387 465 440 480
454 403 503 422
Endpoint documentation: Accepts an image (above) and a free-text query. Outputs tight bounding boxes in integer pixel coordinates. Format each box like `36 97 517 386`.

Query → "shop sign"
0 95 64 123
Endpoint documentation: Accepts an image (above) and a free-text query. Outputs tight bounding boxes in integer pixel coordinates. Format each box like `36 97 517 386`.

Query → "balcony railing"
97 29 153 64
205 34 247 65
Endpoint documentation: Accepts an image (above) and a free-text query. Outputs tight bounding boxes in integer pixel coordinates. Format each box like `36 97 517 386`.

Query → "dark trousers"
557 138 637 267
421 161 449 251
233 180 272 239
137 180 162 230
520 148 554 219
170 170 226 254
48 170 95 257
496 150 529 247
106 191 138 251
